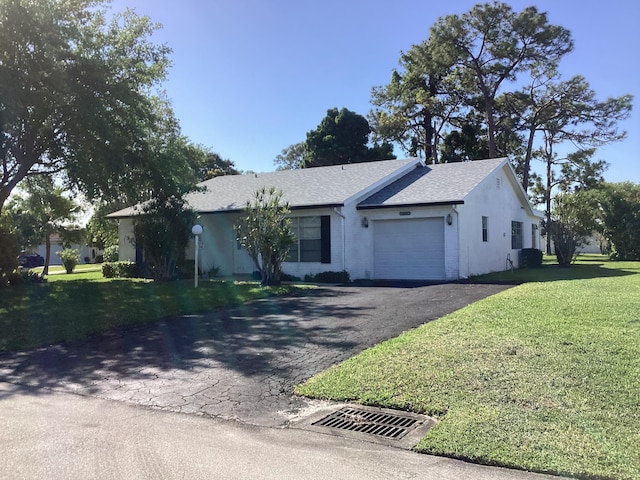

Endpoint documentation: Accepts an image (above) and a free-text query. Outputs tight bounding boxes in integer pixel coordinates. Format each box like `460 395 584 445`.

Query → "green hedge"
102 261 141 278
520 248 543 268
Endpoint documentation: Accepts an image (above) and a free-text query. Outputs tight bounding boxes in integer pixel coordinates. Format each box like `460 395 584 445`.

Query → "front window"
511 221 523 249
288 217 322 262
482 216 488 242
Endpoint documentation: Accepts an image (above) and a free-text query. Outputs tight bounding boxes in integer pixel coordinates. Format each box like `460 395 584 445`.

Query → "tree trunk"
484 96 497 158
545 156 552 255
43 234 51 275
522 124 536 193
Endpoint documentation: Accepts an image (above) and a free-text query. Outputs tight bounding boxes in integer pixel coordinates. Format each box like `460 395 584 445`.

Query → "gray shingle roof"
357 157 508 209
108 159 419 217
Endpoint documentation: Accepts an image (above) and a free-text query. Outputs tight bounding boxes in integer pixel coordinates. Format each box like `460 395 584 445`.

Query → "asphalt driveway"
0 283 510 427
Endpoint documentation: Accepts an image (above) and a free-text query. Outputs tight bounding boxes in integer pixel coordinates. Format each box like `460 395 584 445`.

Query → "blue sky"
110 0 639 183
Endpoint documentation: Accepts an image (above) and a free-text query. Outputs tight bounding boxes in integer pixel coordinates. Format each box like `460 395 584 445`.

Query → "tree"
369 42 462 162
234 187 295 286
134 195 196 282
197 152 240 180
304 108 395 168
9 176 80 275
549 192 596 267
429 2 573 158
598 182 640 260
86 202 121 250
501 72 632 193
274 142 307 170
0 0 173 214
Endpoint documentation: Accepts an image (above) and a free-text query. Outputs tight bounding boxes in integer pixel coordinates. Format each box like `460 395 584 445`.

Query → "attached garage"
373 217 445 280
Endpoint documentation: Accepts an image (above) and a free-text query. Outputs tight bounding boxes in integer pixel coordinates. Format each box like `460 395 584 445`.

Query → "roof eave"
357 200 464 210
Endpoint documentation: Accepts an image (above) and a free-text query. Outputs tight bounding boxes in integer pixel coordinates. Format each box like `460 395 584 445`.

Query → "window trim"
287 215 331 264
482 216 488 242
511 221 523 249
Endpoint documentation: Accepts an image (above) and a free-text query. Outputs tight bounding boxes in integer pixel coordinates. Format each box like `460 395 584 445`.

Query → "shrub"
57 248 80 274
103 245 119 262
280 272 301 282
519 248 543 268
102 261 140 278
304 270 350 284
6 269 47 286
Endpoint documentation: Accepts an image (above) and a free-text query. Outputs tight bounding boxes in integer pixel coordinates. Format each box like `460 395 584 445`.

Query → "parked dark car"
18 253 45 268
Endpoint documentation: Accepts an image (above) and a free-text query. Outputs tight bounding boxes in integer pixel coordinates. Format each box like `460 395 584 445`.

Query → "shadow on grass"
464 261 638 285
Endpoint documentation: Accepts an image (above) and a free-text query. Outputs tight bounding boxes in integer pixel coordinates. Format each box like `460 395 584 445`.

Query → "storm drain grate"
312 407 419 440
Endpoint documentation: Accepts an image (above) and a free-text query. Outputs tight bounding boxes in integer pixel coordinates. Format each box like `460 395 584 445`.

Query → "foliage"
519 248 543 268
7 176 80 274
5 269 46 286
549 192 597 267
86 202 121 249
0 0 176 213
0 276 306 351
134 195 196 282
274 142 307 170
56 248 80 274
234 187 296 286
102 261 140 279
598 182 640 260
103 245 119 263
428 3 573 158
369 41 461 162
296 258 640 479
304 271 350 284
302 108 396 168
0 219 19 285
197 152 240 180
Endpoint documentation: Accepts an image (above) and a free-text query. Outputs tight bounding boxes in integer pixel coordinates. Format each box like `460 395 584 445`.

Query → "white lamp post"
191 224 203 288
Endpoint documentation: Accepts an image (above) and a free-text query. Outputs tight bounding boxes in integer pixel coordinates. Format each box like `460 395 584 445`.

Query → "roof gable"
357 158 508 209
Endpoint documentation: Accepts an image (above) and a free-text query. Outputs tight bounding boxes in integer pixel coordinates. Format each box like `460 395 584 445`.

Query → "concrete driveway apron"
0 283 510 427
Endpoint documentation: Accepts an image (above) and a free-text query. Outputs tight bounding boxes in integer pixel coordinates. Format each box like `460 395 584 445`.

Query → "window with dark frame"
287 216 331 263
482 216 488 242
511 221 523 249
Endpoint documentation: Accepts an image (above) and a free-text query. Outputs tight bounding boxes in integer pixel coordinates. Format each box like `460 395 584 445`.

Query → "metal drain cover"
312 406 419 440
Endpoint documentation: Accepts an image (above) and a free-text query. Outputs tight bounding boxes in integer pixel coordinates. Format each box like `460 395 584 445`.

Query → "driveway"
0 283 510 427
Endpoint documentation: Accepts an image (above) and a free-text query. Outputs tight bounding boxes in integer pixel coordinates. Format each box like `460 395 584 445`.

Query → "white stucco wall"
343 204 459 280
457 166 541 278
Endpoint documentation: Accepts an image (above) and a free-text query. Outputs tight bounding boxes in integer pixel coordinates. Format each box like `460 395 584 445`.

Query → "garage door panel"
373 218 445 280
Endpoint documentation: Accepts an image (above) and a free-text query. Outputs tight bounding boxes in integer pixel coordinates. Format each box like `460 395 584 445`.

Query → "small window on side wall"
482 216 488 242
511 221 523 249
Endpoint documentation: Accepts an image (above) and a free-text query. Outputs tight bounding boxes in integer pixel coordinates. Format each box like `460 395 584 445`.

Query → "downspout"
332 207 346 272
452 205 463 279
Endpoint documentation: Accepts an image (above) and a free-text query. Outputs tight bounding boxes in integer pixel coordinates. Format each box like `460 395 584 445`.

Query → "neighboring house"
34 233 97 265
108 157 542 281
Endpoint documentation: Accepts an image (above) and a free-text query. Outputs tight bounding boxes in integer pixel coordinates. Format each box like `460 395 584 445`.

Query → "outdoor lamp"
192 224 203 287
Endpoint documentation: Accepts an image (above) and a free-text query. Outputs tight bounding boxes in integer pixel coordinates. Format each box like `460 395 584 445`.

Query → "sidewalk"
0 382 566 480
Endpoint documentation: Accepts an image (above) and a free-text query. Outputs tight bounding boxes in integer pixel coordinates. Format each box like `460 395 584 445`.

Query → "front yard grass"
296 256 640 480
0 274 306 351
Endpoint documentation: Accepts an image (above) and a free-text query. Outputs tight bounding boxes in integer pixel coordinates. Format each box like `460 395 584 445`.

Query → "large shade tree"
428 2 573 159
0 0 175 213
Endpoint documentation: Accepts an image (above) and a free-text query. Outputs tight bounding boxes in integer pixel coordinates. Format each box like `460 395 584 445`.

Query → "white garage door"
373 218 445 280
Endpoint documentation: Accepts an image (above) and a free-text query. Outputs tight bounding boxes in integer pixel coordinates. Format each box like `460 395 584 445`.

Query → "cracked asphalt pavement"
0 283 510 427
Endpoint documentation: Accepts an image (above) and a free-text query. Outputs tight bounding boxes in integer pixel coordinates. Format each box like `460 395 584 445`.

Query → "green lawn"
0 272 306 351
296 256 640 480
